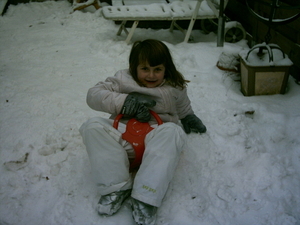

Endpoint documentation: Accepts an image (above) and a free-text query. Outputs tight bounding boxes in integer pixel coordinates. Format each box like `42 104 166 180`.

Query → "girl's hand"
181 114 207 134
121 92 156 122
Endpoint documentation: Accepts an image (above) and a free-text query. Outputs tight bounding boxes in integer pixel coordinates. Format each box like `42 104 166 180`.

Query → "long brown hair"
129 39 188 89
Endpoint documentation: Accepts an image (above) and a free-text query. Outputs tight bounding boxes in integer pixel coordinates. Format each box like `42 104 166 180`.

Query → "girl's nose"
149 70 155 78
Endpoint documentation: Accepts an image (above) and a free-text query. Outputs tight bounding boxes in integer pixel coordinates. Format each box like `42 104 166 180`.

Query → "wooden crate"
240 58 291 96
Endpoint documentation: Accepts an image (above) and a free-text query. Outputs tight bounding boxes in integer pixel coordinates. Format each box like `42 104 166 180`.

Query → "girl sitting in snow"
79 39 206 225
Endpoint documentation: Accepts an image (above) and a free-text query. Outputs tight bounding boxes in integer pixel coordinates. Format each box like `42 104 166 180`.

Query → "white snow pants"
79 117 186 207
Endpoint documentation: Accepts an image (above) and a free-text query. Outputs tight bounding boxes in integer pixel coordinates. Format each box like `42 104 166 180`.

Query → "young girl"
80 39 206 225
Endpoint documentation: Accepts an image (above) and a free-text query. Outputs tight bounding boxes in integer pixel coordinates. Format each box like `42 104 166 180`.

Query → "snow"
0 0 8 15
0 1 300 225
72 0 97 10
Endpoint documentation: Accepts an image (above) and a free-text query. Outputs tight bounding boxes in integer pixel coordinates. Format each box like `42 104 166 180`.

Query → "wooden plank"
123 0 167 5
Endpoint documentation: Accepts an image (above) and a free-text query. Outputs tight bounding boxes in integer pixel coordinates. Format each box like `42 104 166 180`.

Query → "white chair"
102 0 228 44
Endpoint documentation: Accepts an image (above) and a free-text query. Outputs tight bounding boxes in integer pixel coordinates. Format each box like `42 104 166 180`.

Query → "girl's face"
137 62 165 88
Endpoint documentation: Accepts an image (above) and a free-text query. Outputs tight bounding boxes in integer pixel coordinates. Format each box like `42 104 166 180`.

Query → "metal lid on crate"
239 43 293 67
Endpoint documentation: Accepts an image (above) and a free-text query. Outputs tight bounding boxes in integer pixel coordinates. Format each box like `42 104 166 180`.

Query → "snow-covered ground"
0 1 299 225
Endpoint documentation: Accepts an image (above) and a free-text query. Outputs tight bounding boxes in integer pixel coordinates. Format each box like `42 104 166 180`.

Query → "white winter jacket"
86 69 194 124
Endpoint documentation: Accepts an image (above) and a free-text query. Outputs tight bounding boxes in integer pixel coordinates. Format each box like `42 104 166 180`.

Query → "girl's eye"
142 67 149 71
155 68 162 72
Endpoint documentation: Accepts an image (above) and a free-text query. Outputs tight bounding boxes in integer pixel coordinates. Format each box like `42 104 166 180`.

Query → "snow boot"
131 198 157 225
97 189 131 216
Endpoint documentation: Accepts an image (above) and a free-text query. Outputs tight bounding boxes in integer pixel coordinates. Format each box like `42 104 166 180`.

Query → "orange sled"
113 110 163 170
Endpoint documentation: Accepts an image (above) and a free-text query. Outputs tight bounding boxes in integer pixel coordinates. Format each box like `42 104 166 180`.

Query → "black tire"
224 23 246 43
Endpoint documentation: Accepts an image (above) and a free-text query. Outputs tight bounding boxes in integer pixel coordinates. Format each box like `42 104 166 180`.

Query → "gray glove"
181 114 207 134
121 92 156 122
